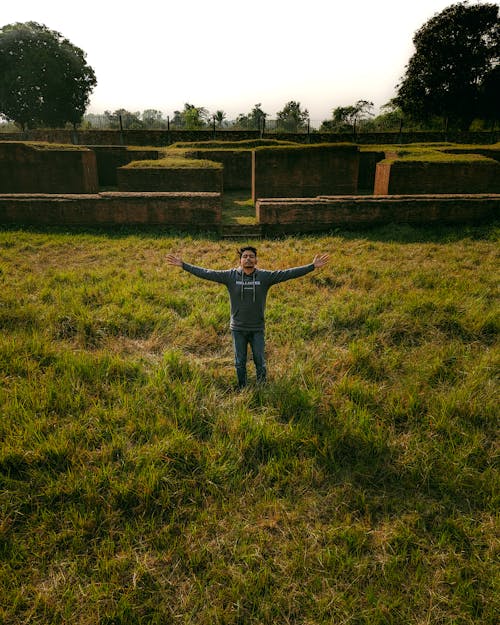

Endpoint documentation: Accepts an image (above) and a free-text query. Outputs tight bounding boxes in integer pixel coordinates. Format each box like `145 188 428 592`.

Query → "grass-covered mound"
169 138 298 150
1 140 91 151
0 224 498 624
361 142 500 160
122 156 223 169
381 151 498 164
253 142 356 153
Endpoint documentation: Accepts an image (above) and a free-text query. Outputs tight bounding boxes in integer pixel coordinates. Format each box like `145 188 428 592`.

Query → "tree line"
1 2 499 133
80 100 455 133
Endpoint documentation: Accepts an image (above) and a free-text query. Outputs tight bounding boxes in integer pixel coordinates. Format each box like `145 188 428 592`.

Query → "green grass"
360 142 500 163
383 152 497 164
123 157 222 169
222 192 256 225
1 141 89 151
0 223 498 624
169 139 298 150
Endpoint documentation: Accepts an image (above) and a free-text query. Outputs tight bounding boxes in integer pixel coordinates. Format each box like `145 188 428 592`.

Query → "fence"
78 113 411 134
2 112 496 136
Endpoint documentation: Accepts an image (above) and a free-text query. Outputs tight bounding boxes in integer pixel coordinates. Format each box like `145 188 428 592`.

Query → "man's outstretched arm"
267 252 330 285
166 254 230 284
313 253 330 269
166 254 183 267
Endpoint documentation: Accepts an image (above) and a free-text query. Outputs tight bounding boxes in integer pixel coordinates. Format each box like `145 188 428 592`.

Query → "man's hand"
313 253 330 269
166 254 183 267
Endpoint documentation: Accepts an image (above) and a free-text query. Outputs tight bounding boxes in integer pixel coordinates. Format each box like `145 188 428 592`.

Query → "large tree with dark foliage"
395 2 500 130
276 101 309 132
0 22 97 129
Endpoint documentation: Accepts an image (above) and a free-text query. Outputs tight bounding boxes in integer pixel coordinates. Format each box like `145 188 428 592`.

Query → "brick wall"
374 159 500 195
256 195 500 234
0 142 99 193
0 192 221 228
252 144 359 201
2 129 497 147
88 146 159 186
182 149 252 190
358 151 385 192
117 166 223 193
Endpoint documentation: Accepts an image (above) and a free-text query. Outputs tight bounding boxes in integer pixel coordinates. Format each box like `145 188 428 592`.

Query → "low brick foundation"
117 166 223 193
0 192 221 229
374 159 500 195
256 194 500 234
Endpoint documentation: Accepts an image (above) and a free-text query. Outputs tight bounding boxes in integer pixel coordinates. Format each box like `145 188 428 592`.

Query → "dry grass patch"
0 223 498 624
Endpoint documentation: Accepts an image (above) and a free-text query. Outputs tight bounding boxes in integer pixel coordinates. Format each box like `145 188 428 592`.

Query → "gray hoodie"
182 261 315 331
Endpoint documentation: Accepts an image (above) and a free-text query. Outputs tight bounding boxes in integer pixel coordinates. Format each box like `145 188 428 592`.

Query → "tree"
0 21 97 130
142 109 167 128
104 109 143 129
171 103 209 129
234 103 267 130
213 110 227 127
320 99 374 132
478 64 500 126
276 101 309 132
395 2 500 130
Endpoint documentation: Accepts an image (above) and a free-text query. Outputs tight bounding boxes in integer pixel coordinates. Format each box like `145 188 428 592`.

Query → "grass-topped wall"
117 157 223 193
252 143 359 201
87 146 159 186
441 145 500 163
374 152 500 195
165 139 299 191
0 141 99 193
170 138 296 150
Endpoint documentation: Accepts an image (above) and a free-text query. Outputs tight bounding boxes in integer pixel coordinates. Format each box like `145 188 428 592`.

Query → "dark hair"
238 246 257 258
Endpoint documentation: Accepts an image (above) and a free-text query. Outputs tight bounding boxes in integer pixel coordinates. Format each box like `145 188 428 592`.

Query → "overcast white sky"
2 0 466 122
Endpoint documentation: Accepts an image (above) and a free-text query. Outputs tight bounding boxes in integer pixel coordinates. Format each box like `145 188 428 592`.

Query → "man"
166 247 329 388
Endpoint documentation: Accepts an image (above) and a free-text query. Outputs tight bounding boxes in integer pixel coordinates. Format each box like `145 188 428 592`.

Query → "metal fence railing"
3 112 495 137
77 114 413 133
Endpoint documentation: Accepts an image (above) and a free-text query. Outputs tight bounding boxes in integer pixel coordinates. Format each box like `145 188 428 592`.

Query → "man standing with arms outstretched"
166 247 329 388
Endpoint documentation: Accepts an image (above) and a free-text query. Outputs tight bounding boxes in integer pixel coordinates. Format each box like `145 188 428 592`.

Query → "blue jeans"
231 330 266 387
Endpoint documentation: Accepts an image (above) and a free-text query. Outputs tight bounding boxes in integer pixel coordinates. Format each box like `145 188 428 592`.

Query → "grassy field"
0 223 498 624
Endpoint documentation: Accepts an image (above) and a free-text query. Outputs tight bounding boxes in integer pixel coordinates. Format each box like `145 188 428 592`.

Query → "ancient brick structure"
181 149 252 190
374 158 500 195
358 151 385 192
0 192 221 229
117 165 223 193
252 144 359 201
442 147 500 163
0 142 99 193
256 194 500 234
1 129 497 147
89 146 159 186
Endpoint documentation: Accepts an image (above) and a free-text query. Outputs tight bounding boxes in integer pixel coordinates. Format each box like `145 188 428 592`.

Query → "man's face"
240 251 257 272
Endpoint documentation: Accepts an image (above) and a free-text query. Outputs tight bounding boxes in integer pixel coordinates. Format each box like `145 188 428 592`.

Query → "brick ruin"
117 164 223 194
256 194 499 235
0 142 99 194
251 144 359 201
374 158 500 195
0 192 221 229
0 140 498 232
